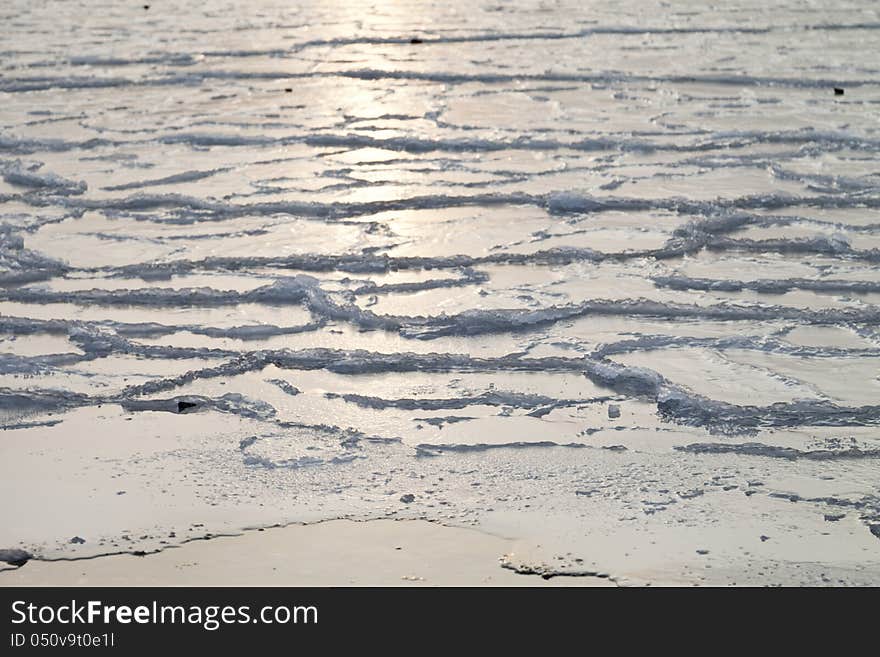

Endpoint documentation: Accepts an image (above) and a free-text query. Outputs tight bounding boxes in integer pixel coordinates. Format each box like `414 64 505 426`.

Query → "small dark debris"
410 38 423 44
143 4 150 9
69 536 86 544
607 404 621 419
399 493 415 504
824 513 845 522
284 88 293 93
834 87 844 96
177 400 198 413
760 535 770 542
116 490 126 495
0 548 32 567
696 549 709 555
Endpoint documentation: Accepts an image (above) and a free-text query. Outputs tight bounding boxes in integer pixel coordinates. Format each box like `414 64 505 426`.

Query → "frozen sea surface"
2 0 880 585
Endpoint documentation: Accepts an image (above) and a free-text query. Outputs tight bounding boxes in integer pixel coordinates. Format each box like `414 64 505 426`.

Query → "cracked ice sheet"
2 0 880 585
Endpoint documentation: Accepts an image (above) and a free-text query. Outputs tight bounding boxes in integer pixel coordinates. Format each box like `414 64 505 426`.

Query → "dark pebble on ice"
284 88 293 93
696 549 709 555
824 513 845 522
69 536 85 544
143 5 150 9
176 400 198 412
0 549 32 567
410 38 423 44
760 535 770 542
399 494 415 504
834 87 844 95
607 404 621 419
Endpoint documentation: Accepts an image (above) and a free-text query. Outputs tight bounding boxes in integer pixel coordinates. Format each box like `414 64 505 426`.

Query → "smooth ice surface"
2 0 880 585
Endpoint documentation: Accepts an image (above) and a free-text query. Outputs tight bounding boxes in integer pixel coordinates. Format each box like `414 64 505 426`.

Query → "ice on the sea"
1 0 880 585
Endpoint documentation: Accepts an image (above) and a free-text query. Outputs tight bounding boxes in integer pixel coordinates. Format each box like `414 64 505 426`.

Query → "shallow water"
2 0 880 585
